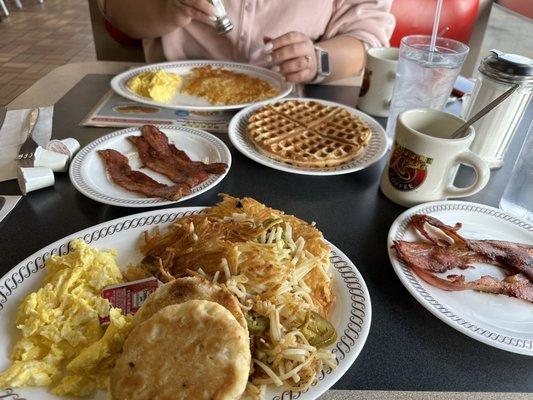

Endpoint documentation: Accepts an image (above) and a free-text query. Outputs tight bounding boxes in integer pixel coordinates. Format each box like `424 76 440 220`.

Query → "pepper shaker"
462 50 533 169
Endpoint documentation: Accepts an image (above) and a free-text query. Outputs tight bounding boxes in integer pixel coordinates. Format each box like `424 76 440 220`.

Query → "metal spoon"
450 84 520 139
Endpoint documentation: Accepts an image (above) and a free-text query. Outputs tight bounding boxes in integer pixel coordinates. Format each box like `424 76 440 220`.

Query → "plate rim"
387 200 533 356
110 60 293 111
0 206 371 400
68 125 232 208
228 97 388 176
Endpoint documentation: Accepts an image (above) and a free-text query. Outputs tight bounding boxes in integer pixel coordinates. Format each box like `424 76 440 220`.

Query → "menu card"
80 90 234 133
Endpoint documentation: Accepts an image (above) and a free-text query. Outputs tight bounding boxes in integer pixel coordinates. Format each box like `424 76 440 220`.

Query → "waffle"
246 100 372 168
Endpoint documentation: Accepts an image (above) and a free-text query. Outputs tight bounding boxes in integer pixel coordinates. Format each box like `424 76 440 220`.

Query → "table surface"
1 66 532 399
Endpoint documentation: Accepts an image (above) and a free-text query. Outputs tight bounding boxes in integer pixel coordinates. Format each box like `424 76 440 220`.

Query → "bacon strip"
410 214 533 280
409 264 533 303
140 125 228 176
128 136 202 187
392 214 533 304
98 149 190 201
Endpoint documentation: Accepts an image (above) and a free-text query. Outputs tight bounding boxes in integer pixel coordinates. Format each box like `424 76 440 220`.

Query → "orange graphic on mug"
388 143 433 191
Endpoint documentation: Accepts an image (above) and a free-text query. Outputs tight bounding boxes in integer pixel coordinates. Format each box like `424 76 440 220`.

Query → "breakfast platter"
0 203 371 400
110 61 293 111
229 98 388 175
69 125 231 207
388 200 533 356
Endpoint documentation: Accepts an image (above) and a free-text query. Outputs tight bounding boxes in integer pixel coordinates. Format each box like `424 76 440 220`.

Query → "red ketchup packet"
100 277 160 325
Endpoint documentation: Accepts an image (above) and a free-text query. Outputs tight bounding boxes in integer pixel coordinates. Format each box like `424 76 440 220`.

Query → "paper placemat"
80 91 235 133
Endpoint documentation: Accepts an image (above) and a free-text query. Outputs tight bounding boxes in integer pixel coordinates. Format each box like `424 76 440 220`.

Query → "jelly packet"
100 277 160 325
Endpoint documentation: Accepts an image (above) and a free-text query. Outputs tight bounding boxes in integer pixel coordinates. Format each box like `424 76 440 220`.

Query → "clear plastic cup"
385 35 469 143
499 120 533 221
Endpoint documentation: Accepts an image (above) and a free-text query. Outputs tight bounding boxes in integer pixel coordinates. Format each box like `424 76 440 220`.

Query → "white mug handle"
444 150 490 199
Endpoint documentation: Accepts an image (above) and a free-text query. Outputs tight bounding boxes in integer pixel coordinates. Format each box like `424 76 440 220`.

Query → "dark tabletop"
1 75 532 393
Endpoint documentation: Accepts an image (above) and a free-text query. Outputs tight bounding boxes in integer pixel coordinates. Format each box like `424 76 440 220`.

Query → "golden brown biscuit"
110 300 251 400
133 276 247 331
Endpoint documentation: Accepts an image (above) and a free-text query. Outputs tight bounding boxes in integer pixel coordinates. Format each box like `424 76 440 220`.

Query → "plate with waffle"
228 98 388 175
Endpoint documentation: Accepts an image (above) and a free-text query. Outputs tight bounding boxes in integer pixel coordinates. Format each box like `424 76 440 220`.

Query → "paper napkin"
0 106 54 182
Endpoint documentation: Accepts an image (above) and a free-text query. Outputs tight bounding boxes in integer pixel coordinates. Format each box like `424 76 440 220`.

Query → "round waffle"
246 100 372 168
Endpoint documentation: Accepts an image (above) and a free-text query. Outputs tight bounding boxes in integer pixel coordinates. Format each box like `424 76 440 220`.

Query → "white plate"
110 60 293 111
0 207 371 400
69 126 231 207
387 200 533 356
228 97 388 176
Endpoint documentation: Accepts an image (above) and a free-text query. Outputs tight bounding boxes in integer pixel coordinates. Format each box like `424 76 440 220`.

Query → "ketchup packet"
100 277 160 325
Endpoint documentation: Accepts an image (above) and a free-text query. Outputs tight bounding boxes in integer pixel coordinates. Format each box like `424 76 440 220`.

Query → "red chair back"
390 0 480 47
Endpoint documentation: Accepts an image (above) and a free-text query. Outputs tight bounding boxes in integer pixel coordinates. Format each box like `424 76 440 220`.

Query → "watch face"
320 51 330 75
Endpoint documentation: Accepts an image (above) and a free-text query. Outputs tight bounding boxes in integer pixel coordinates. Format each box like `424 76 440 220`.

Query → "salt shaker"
462 50 533 169
208 0 233 34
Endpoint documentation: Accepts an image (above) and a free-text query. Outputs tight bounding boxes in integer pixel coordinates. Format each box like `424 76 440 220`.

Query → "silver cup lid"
215 17 233 34
480 50 533 84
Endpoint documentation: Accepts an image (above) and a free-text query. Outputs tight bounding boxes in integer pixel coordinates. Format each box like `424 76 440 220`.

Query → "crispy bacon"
128 136 203 187
140 125 227 177
392 214 533 304
409 264 533 303
98 149 190 201
409 214 533 280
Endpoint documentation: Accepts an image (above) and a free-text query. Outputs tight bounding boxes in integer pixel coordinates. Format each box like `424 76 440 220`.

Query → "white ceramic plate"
69 126 231 207
228 97 388 176
387 200 533 356
110 60 293 111
0 207 371 400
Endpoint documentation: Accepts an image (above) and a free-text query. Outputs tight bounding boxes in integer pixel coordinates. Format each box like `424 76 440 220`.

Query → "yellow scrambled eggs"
127 70 182 102
0 239 133 396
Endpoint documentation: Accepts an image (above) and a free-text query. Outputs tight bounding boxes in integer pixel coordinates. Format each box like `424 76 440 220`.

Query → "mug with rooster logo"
380 109 490 207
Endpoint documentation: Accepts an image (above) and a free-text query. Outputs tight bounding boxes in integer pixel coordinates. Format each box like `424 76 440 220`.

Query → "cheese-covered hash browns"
181 66 279 105
128 195 337 394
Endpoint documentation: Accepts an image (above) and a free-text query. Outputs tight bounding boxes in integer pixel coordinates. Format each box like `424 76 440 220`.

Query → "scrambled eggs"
127 70 182 102
0 239 133 396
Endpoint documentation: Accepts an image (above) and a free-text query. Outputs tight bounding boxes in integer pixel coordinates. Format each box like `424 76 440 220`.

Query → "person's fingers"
278 56 310 74
270 42 310 64
173 0 215 26
179 0 216 16
284 68 314 83
266 31 307 52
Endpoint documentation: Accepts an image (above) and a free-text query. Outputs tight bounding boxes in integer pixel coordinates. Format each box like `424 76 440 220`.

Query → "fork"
15 108 40 167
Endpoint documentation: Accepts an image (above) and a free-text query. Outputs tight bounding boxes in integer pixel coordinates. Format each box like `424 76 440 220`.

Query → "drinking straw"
429 0 444 53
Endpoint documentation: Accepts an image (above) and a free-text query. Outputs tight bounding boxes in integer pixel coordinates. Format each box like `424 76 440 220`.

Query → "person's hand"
168 0 217 28
264 32 317 83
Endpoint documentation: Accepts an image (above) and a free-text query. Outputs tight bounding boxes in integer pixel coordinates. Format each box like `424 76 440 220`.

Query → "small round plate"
228 97 388 176
388 200 533 356
110 60 293 111
69 126 231 208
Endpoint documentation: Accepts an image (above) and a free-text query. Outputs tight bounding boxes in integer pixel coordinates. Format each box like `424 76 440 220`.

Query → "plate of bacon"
69 125 231 207
388 201 533 356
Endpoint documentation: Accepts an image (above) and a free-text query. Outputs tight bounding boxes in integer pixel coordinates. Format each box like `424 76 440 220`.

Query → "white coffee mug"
380 109 490 207
357 47 399 117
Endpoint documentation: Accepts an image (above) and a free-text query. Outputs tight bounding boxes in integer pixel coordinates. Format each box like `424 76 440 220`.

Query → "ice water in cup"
386 35 469 142
500 121 533 221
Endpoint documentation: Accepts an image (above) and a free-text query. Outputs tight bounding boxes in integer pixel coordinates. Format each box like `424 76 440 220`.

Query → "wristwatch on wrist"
314 45 330 77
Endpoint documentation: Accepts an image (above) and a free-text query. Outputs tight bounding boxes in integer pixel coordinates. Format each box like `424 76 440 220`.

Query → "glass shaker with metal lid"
209 0 233 34
462 50 533 169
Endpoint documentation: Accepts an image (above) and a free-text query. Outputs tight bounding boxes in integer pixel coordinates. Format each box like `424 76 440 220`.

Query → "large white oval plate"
0 207 371 400
110 60 293 111
388 200 533 356
69 126 231 207
228 97 388 176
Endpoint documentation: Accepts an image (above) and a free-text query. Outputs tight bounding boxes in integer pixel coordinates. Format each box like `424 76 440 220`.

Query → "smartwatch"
314 45 330 77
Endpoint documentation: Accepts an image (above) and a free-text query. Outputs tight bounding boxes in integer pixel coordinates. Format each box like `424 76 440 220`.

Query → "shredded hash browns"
128 194 336 395
181 66 280 105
